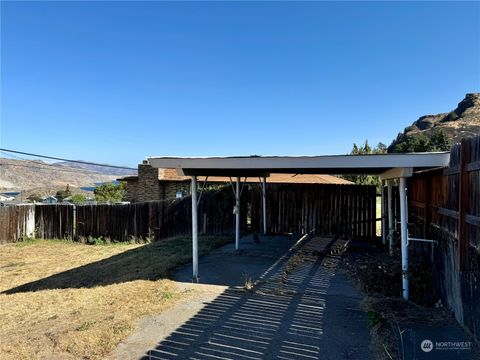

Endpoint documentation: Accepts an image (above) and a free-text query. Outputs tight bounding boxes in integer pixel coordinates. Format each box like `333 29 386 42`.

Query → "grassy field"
0 236 232 359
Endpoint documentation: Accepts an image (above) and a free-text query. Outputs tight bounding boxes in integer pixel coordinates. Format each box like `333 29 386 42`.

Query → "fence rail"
408 135 480 342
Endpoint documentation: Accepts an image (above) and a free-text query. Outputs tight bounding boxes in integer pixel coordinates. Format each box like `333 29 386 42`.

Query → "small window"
176 191 183 198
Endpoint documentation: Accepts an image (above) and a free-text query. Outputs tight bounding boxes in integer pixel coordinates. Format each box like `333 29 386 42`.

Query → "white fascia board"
148 152 450 171
379 167 413 181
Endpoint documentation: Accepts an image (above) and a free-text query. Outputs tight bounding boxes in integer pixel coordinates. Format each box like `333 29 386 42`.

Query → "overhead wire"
0 148 137 171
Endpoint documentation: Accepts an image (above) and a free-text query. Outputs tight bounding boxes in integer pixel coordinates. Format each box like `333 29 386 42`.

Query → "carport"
148 152 450 300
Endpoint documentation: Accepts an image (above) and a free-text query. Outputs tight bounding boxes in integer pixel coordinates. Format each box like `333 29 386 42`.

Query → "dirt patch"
341 241 467 360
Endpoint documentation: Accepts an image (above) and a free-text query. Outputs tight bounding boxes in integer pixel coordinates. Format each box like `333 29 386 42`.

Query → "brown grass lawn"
0 235 232 359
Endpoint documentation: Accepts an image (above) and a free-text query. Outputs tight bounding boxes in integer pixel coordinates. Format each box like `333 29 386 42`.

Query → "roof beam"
148 152 450 176
380 167 413 181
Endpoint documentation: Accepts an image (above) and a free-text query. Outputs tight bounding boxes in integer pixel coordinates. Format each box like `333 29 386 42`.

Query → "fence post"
399 177 409 300
191 176 198 281
387 180 394 255
72 205 77 241
458 138 471 271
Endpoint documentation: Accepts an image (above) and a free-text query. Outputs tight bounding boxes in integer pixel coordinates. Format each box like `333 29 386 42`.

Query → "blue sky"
1 1 479 167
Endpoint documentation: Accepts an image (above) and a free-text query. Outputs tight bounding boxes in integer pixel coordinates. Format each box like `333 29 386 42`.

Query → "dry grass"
0 235 232 359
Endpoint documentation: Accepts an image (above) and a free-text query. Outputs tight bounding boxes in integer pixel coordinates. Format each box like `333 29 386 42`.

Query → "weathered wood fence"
75 187 247 241
0 205 35 244
408 135 480 342
1 183 377 243
250 184 377 239
35 204 75 240
0 187 247 243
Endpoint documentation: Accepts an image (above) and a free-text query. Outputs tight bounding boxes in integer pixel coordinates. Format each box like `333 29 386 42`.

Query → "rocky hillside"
53 161 136 176
0 158 125 191
389 93 480 152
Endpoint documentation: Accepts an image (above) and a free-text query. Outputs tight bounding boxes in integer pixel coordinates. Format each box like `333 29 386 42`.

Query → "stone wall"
124 163 192 202
127 164 163 202
163 181 190 200
124 180 139 202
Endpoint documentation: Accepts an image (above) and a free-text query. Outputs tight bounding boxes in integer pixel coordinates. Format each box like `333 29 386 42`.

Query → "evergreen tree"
343 141 387 192
429 129 451 151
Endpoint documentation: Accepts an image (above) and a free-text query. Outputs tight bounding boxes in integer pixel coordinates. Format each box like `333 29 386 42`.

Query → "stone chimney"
136 160 162 201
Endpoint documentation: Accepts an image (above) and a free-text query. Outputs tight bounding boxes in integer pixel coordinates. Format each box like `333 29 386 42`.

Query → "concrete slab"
113 235 374 360
174 234 297 287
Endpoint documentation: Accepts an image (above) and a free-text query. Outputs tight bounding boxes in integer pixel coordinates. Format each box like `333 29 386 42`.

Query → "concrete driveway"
113 234 373 360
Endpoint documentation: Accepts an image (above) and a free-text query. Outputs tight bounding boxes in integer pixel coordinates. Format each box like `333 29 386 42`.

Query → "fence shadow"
140 240 373 360
2 238 217 294
143 258 335 359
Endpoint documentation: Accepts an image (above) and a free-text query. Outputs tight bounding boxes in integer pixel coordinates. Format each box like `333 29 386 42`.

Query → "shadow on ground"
2 235 233 294
139 237 372 360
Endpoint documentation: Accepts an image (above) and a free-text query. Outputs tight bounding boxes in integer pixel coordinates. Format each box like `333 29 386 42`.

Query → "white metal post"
381 180 386 245
262 177 267 235
235 177 241 250
191 176 198 281
387 179 394 255
399 177 409 300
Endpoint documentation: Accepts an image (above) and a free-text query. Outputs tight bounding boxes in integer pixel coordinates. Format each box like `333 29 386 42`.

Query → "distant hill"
0 158 132 192
389 93 480 152
53 161 136 176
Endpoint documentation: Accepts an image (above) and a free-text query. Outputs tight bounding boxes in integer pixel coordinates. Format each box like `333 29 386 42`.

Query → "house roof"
120 168 353 185
161 169 353 184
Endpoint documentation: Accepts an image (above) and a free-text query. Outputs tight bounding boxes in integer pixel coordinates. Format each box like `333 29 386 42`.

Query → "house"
43 196 58 204
119 160 353 203
0 194 15 202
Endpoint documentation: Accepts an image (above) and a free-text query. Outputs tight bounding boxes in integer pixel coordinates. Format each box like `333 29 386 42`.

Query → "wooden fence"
0 187 246 243
75 187 247 241
1 183 376 243
35 204 75 240
250 183 377 239
408 135 480 342
0 205 35 244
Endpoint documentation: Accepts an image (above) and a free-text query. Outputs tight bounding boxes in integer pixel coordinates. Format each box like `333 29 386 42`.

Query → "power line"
0 162 124 176
0 148 137 171
0 151 117 176
0 151 121 176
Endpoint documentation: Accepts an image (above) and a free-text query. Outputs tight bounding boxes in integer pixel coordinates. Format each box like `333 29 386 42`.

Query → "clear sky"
1 1 479 167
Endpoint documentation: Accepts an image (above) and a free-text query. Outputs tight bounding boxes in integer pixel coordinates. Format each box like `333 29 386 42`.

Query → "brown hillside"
0 158 119 191
402 93 480 143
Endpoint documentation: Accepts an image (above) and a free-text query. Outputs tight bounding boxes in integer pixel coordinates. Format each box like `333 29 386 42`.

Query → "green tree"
56 184 72 202
27 193 43 203
70 193 87 204
388 129 451 153
343 141 387 192
429 129 451 151
94 182 126 203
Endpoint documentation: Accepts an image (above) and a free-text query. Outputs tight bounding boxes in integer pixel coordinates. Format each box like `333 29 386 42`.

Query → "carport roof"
147 152 450 177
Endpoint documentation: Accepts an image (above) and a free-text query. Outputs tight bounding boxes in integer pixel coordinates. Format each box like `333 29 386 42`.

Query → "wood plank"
466 160 480 172
443 166 460 175
458 138 471 271
437 206 459 220
466 214 480 227
425 175 432 239
410 200 426 209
